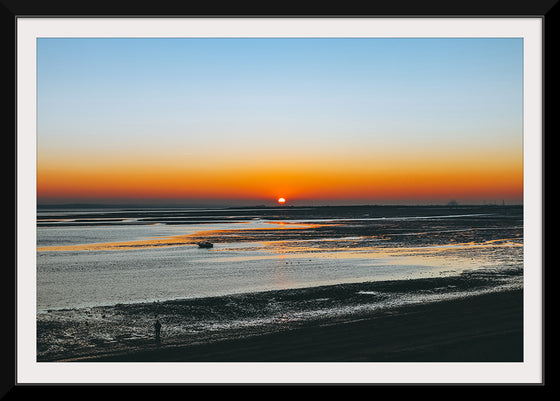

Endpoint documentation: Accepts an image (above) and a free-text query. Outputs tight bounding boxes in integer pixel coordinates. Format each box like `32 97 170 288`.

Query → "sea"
35 204 524 360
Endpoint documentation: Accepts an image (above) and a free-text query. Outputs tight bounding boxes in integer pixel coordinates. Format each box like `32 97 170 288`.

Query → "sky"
37 37 523 206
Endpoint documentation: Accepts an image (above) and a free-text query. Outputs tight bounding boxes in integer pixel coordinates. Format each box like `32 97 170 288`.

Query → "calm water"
36 205 523 311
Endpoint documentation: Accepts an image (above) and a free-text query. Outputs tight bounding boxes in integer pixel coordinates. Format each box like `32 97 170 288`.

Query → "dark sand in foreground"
75 289 523 362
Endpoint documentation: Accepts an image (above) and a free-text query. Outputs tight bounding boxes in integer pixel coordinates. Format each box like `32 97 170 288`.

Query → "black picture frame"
5 0 555 393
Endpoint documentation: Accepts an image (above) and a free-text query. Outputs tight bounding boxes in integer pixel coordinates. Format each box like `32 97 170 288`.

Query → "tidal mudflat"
36 205 523 362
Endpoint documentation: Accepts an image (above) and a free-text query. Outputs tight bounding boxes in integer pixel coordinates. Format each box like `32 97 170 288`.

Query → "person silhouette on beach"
154 319 162 345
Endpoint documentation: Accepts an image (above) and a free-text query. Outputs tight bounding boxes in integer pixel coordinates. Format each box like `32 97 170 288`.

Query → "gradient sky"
37 37 523 206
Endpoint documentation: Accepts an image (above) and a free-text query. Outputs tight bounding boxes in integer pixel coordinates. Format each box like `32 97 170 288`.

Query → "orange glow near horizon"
37 144 523 205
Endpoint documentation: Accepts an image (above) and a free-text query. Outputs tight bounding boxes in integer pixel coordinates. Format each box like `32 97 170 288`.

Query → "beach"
36 205 524 363
38 274 523 362
71 289 523 363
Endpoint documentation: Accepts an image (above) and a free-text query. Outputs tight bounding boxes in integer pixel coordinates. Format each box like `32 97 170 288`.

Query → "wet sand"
68 289 523 362
37 205 524 363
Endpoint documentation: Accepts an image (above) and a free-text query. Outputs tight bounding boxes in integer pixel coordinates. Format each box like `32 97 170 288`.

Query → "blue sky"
37 37 522 147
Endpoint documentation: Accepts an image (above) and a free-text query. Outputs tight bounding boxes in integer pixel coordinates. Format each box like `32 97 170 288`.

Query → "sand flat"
44 287 523 363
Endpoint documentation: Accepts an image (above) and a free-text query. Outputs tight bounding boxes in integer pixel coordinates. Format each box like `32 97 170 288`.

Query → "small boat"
197 241 214 248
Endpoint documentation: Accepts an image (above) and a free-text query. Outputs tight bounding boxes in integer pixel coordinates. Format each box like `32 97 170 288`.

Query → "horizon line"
36 201 523 209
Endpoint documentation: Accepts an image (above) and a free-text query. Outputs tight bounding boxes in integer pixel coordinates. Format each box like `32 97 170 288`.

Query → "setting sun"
277 197 286 205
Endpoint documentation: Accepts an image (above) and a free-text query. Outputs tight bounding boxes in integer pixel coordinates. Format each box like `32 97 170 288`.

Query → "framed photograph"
9 4 551 388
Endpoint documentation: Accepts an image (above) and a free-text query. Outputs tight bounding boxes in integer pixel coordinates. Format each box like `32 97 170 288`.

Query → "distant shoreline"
37 203 524 209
